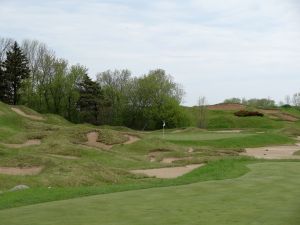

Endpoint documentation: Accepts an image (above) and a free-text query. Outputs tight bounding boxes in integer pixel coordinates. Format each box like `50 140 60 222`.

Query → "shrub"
281 104 292 109
234 110 264 117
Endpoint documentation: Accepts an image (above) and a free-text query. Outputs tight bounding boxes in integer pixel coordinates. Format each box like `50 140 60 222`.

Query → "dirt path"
85 132 113 150
0 166 43 175
131 164 204 179
11 107 44 121
2 139 41 148
241 145 300 159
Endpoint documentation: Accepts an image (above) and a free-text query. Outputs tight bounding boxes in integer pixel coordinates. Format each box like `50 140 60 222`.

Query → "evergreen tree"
2 42 30 105
77 74 103 124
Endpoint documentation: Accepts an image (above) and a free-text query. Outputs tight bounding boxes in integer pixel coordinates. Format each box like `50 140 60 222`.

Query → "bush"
281 104 292 109
234 110 264 117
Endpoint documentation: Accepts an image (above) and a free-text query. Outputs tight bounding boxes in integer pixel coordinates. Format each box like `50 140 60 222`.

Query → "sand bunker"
0 166 43 175
85 132 139 150
214 130 242 133
11 107 44 121
161 157 193 164
85 132 112 150
2 139 41 148
241 145 300 159
131 164 204 179
123 134 140 144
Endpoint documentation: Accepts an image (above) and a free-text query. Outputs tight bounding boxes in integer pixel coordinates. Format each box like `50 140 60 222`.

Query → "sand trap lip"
0 166 43 175
161 157 193 164
2 139 41 148
131 164 204 179
85 132 140 150
241 145 300 159
123 134 140 144
85 132 113 150
11 107 45 121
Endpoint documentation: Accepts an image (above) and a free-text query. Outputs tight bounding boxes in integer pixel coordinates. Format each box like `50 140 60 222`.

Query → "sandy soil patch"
148 149 173 161
0 166 43 175
213 130 242 133
48 154 79 160
188 147 194 153
11 107 45 121
2 139 41 148
123 135 140 144
161 157 193 164
85 132 112 150
131 164 204 179
207 103 245 111
241 145 300 159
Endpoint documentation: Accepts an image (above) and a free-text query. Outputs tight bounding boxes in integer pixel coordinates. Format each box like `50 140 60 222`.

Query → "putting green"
1 162 300 225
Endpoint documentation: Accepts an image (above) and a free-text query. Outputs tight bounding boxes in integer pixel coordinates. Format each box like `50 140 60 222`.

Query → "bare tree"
284 95 291 105
293 93 300 107
197 96 207 128
0 37 14 61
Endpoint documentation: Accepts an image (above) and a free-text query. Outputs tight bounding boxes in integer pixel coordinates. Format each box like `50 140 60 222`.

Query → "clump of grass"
97 129 128 145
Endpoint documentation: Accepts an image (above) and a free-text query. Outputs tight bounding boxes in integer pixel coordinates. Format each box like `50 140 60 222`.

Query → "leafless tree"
197 96 207 128
0 37 14 61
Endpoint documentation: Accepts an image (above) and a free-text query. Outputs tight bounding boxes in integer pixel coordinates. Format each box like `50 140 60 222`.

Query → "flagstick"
163 120 165 138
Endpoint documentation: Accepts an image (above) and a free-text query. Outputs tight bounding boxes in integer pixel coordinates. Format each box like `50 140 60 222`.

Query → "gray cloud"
1 0 300 105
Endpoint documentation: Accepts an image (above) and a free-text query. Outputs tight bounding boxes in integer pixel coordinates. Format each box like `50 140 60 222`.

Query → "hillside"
185 103 300 129
0 101 299 209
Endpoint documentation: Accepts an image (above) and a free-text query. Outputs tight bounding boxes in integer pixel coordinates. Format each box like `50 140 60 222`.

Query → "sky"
0 0 300 106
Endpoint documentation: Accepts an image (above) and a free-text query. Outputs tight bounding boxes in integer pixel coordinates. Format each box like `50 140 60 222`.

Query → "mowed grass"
0 158 253 209
0 101 299 213
152 128 295 149
1 162 300 225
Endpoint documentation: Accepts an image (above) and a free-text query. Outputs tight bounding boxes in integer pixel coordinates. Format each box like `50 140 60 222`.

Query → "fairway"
154 131 254 141
1 162 300 225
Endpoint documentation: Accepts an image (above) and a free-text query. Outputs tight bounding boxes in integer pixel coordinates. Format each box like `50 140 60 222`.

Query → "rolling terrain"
1 101 300 224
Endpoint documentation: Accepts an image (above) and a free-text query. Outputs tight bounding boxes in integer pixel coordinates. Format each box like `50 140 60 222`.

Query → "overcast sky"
1 0 300 105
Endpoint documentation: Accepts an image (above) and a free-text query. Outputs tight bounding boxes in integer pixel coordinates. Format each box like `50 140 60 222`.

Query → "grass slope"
0 101 299 211
1 162 300 225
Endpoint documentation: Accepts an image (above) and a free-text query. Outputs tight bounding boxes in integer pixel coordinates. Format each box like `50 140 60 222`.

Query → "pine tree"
77 74 103 124
2 42 30 105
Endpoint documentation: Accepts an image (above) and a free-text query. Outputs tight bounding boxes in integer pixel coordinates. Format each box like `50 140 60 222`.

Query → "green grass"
167 133 295 149
1 100 300 215
0 158 253 210
185 107 285 129
1 162 300 225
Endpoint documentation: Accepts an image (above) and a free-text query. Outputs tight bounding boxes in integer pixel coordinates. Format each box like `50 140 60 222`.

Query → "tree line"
0 38 190 130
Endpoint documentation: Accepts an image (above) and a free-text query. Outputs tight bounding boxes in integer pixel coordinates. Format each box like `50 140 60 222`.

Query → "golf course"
1 101 300 224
